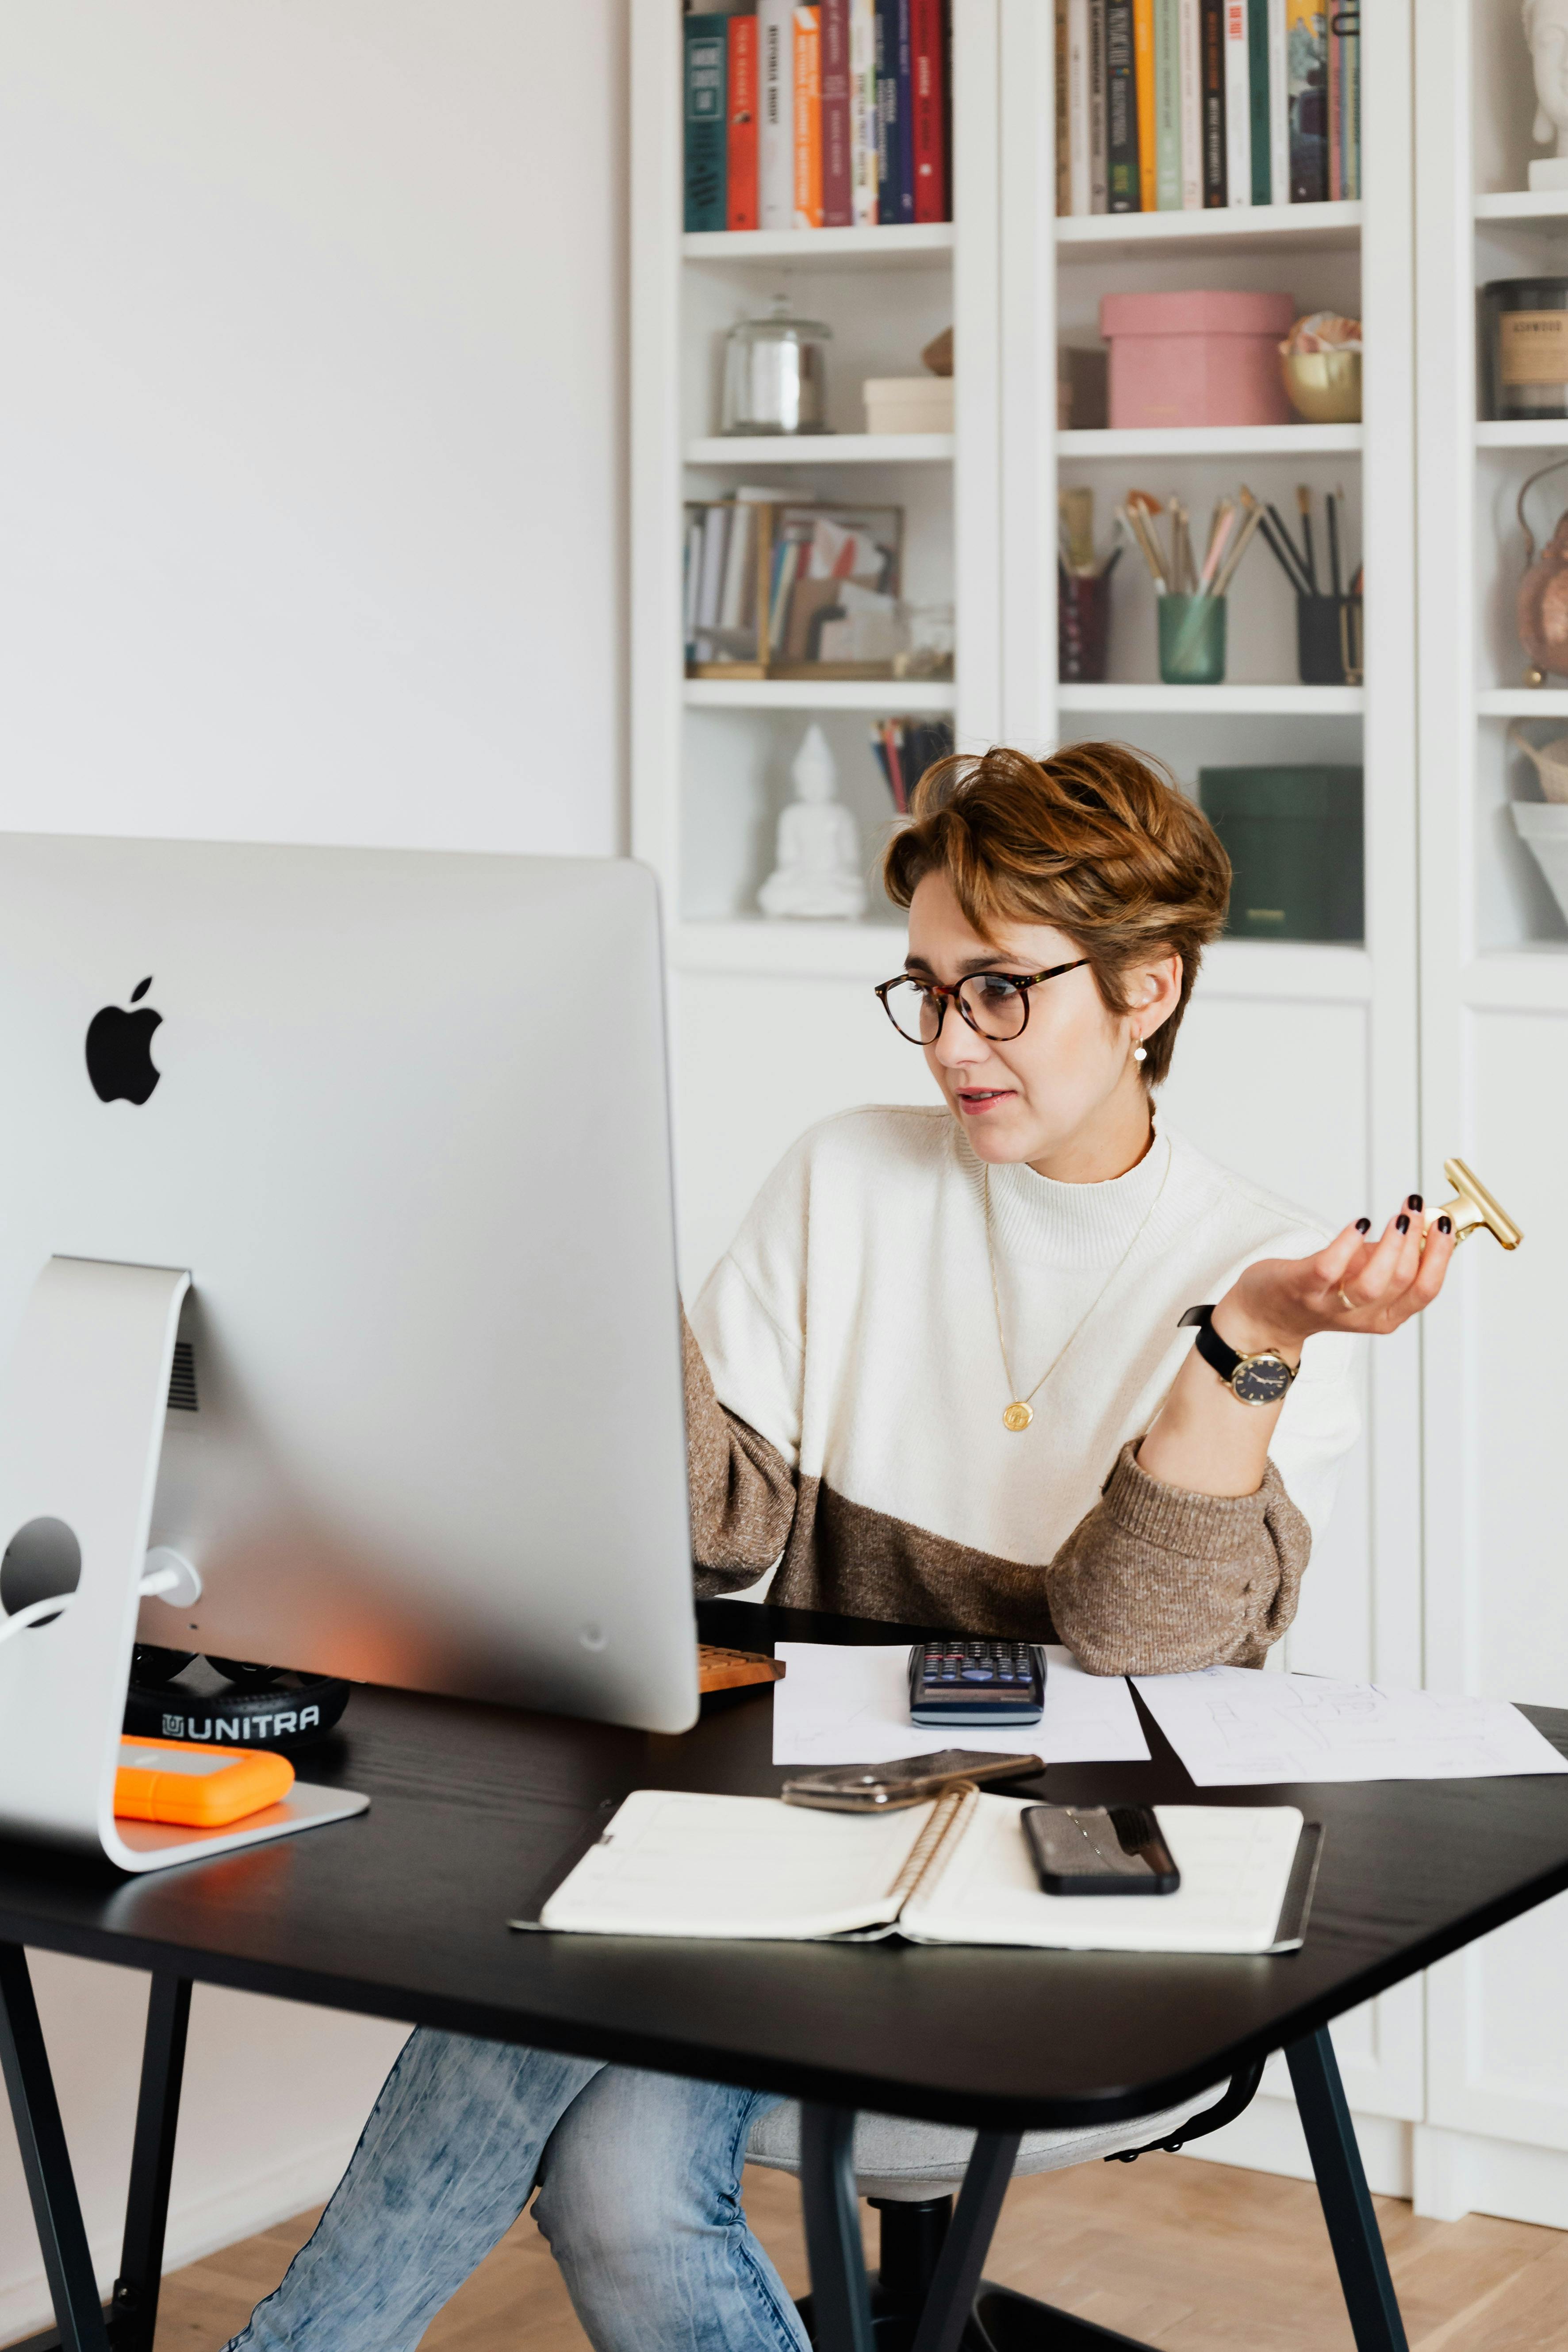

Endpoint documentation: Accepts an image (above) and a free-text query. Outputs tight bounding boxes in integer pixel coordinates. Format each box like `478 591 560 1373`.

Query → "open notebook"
511 1788 1320 1956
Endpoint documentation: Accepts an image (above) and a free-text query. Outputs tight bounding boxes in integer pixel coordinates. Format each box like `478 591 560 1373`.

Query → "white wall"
0 3 628 2336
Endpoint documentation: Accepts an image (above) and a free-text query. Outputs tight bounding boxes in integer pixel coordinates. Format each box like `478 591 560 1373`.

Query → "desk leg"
909 2130 1020 2352
1286 2029 1410 2352
800 2105 876 2352
111 1974 192 2352
0 1944 112 2352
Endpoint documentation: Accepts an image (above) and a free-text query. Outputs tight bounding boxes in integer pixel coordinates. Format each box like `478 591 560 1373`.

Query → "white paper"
1132 1665 1568 1787
771 1642 1150 1767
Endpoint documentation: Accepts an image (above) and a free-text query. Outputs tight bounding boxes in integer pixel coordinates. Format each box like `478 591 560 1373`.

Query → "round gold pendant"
1002 1400 1034 1433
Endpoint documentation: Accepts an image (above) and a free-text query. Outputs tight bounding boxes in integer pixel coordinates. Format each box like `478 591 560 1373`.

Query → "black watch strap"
1178 1303 1239 1385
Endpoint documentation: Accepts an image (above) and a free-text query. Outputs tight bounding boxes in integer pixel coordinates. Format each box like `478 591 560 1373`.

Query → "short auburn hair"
881 741 1230 1087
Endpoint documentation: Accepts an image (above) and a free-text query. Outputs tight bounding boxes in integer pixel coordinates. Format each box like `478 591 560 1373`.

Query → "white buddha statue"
1526 0 1568 186
758 724 868 921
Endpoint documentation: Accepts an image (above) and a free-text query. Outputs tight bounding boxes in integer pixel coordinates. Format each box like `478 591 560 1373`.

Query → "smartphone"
1023 1804 1181 1895
781 1749 1044 1812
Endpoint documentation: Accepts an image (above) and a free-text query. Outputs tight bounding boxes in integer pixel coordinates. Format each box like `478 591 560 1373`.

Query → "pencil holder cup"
1157 594 1226 686
1058 565 1111 684
1296 594 1364 686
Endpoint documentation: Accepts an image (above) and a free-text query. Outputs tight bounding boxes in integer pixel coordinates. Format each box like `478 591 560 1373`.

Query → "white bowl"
1512 801 1568 927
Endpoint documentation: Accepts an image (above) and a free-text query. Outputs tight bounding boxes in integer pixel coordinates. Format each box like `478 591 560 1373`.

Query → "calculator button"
960 1664 994 1681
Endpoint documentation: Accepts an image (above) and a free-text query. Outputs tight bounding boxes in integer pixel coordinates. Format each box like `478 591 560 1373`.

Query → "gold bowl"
1280 349 1362 424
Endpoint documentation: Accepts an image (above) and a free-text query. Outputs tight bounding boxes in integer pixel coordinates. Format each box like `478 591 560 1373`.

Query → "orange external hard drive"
114 1736 295 1828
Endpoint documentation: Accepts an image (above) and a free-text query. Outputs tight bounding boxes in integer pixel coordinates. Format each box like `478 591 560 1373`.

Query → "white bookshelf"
686 433 955 465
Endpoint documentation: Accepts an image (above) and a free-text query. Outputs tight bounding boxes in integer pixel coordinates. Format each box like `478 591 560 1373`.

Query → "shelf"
1055 201 1361 260
1060 424 1362 460
1461 950 1568 1014
1200 940 1373 1002
686 434 953 467
671 919 907 981
685 678 956 712
1057 682 1365 715
1476 421 1568 449
1474 192 1568 224
1477 690 1568 717
682 224 954 270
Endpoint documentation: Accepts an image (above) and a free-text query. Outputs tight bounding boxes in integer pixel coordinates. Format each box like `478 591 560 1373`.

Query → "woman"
226 744 1452 2352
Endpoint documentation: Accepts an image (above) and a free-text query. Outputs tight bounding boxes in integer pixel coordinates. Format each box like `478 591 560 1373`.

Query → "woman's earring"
1131 1035 1147 1065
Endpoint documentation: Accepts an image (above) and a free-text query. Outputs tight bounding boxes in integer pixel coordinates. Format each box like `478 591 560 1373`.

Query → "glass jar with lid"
721 297 833 435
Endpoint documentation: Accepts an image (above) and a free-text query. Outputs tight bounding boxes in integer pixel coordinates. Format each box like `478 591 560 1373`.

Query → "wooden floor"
137 2154 1568 2352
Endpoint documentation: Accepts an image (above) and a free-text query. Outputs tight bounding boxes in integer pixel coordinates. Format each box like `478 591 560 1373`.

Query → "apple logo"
85 977 163 1105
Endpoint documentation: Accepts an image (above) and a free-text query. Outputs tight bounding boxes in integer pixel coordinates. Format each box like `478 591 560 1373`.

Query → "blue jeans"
224 2025 809 2352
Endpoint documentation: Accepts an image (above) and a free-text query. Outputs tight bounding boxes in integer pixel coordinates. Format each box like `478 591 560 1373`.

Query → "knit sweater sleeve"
1041 1440 1311 1674
682 1310 798 1592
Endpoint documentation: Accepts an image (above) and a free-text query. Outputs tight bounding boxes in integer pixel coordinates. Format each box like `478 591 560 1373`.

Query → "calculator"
907 1640 1047 1727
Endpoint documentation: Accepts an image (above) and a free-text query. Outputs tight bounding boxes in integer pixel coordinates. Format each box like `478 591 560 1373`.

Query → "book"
1284 0 1323 202
1106 0 1140 211
1267 0 1289 208
1177 0 1203 208
1326 0 1340 200
1067 0 1092 214
727 13 760 230
1223 0 1250 206
821 0 854 224
1200 0 1226 203
875 0 905 223
696 505 732 632
683 15 729 234
719 501 756 633
1154 0 1182 208
1089 0 1110 212
1247 0 1271 201
1335 3 1359 199
895 0 916 223
520 1786 1317 1957
759 0 796 229
1055 0 1072 215
911 0 947 220
1133 0 1158 208
794 6 823 227
851 0 879 220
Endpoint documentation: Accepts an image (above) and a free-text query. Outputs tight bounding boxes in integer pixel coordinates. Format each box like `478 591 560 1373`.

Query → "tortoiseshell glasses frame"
874 959 1090 1043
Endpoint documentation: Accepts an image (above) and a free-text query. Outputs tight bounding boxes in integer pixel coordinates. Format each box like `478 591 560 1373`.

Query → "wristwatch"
1179 1304 1299 1406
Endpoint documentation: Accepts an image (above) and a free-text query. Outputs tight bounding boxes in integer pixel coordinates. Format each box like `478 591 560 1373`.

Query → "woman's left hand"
1215 1198 1457 1359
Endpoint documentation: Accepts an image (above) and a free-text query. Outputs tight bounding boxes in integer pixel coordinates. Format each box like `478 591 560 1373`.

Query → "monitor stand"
0 1256 368 1873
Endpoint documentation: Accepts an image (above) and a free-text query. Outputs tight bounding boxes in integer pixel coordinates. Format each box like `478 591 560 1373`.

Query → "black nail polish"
1407 1193 1423 1212
1355 1217 1371 1234
1396 1213 1410 1233
1438 1214 1452 1235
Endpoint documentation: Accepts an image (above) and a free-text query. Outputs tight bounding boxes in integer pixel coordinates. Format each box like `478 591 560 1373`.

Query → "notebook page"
536 1789 937 1940
900 1795 1305 1954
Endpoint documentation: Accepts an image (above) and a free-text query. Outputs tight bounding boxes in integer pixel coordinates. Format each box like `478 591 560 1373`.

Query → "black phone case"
1023 1804 1181 1896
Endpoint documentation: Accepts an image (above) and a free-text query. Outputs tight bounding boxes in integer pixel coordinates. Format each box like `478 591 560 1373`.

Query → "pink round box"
1098 289 1296 430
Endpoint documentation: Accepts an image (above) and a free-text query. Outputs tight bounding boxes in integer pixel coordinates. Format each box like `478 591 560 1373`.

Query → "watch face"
1234 1353 1294 1405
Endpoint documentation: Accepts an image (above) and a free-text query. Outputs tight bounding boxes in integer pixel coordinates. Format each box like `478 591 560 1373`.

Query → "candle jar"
721 298 833 435
1482 278 1568 422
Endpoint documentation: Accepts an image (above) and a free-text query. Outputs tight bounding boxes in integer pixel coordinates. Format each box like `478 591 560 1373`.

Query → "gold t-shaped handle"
1431 1158 1523 1250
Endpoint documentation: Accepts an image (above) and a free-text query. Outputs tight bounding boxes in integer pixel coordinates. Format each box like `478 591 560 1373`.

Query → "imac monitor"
0 835 701 1736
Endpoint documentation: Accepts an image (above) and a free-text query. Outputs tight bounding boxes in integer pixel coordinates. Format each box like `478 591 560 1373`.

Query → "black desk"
5 1598 1568 2352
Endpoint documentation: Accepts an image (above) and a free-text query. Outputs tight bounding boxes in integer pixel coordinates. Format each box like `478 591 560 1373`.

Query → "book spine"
794 7 824 227
1326 2 1340 201
1246 0 1270 201
1089 0 1110 212
1285 0 1326 202
1067 0 1092 214
874 0 901 225
851 0 880 221
821 0 853 225
1267 0 1289 207
1055 0 1072 215
1223 0 1250 206
910 0 947 220
759 0 796 230
1106 0 1140 211
727 15 760 230
1200 0 1226 203
1340 5 1359 198
1133 0 1157 209
1177 0 1202 208
895 0 916 222
1153 0 1181 208
683 16 728 234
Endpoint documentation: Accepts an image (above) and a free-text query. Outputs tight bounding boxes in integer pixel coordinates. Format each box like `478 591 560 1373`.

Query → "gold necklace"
983 1140 1173 1433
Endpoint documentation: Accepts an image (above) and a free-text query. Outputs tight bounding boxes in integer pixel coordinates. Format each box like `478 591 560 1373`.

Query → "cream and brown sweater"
684 1108 1361 1673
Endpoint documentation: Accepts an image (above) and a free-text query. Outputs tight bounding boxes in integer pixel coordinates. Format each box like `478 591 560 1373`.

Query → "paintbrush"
1209 500 1267 600
1261 496 1314 594
1198 498 1237 593
1120 497 1169 593
1326 486 1342 599
1060 485 1097 575
1297 485 1319 594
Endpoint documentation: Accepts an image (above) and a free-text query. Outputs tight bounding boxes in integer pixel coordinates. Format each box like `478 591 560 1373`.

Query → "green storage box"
1197 766 1364 942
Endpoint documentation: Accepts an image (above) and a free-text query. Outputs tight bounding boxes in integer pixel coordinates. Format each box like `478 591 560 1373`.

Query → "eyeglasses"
874 960 1089 1044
